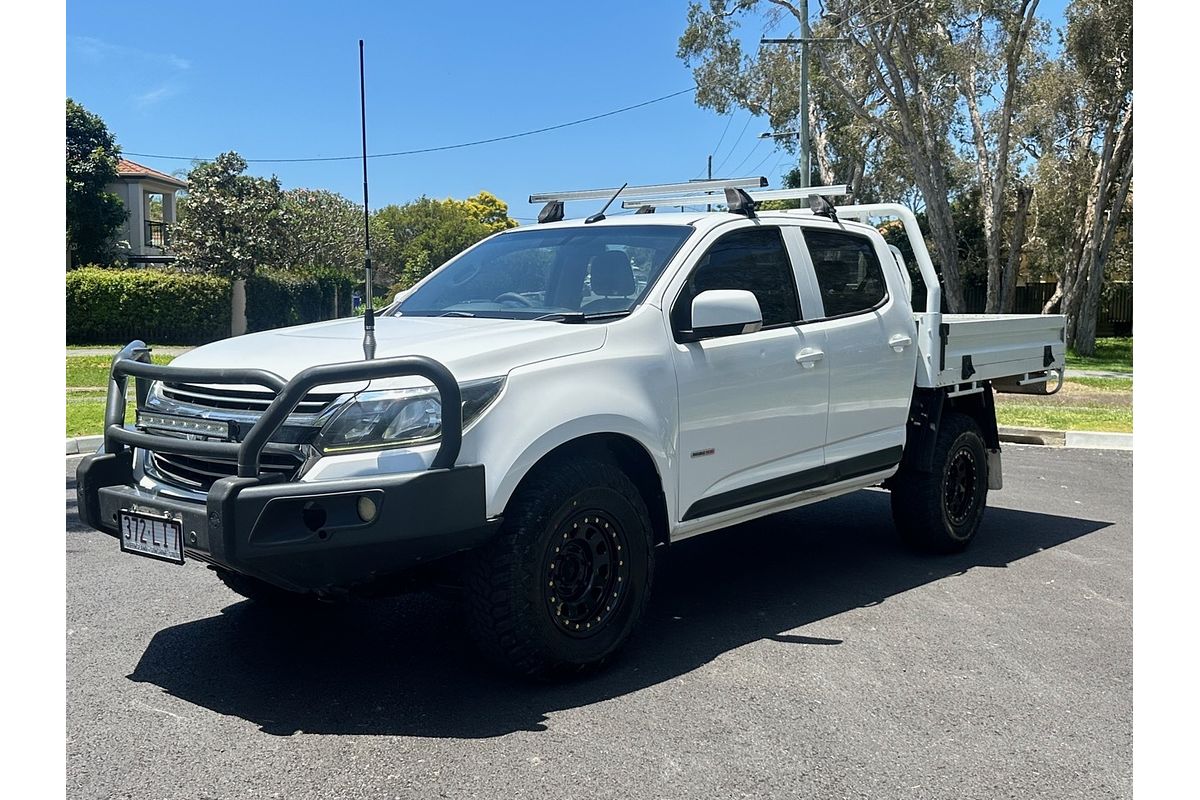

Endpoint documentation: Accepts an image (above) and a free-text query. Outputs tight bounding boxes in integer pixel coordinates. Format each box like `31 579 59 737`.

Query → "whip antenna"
358 39 376 360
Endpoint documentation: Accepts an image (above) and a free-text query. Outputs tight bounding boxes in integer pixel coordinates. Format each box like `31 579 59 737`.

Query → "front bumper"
77 451 495 592
76 341 497 593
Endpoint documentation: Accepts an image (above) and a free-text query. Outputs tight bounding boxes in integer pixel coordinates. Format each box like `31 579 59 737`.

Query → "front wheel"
890 411 989 553
464 457 655 679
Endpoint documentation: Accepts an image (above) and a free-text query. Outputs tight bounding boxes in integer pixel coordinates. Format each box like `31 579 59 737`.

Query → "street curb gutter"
1065 430 1134 451
998 426 1066 447
65 436 103 455
998 426 1133 451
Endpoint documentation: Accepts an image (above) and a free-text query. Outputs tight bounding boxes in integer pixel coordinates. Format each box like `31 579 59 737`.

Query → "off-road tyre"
464 456 655 679
890 411 989 553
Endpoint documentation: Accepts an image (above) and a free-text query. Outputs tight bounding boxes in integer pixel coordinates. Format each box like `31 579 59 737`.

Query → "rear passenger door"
789 224 917 469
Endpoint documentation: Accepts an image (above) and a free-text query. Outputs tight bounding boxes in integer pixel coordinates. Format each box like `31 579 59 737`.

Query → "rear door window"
802 229 888 318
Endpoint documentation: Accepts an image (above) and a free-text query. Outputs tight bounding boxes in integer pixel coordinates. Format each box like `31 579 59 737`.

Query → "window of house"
672 226 801 332
803 229 888 318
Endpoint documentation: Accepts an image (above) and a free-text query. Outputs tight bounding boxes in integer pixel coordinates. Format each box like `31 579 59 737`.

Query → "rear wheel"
464 456 654 679
890 411 989 553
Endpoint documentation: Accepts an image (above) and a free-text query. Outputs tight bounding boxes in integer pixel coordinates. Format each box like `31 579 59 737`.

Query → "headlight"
314 376 505 453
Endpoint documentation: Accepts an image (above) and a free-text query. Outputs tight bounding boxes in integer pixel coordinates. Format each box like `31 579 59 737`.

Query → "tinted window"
396 225 693 320
672 227 801 331
803 229 888 318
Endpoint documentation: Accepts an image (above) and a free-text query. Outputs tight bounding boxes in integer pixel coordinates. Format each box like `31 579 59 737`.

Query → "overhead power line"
125 86 698 164
713 113 756 174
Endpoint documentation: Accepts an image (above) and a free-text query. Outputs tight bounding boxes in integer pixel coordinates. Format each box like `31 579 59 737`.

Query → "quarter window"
803 229 888 318
672 226 801 331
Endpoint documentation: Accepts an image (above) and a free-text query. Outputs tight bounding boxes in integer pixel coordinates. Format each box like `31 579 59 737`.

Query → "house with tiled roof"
106 158 188 264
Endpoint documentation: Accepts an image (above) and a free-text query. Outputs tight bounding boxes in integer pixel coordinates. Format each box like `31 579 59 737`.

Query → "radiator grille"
148 450 304 492
160 382 340 416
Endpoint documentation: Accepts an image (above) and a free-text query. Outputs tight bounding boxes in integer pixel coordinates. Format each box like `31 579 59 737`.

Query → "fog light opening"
357 495 379 523
301 501 327 532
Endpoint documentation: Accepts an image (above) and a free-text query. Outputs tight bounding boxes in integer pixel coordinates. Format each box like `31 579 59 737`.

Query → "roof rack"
528 176 768 205
620 184 850 211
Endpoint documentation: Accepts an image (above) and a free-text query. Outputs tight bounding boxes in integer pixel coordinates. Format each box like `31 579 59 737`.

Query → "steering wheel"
493 292 535 307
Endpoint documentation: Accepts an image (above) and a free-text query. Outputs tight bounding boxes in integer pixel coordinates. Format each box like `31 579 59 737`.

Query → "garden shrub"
66 267 232 345
244 268 353 332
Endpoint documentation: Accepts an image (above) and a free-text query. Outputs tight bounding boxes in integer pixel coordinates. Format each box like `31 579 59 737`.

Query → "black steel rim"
545 509 630 638
943 445 978 526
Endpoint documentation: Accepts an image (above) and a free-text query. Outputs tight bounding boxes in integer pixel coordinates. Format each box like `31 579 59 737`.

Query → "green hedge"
245 268 354 332
66 267 232 345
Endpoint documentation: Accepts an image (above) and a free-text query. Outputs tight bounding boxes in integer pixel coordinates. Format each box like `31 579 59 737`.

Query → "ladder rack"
620 185 849 210
528 176 768 205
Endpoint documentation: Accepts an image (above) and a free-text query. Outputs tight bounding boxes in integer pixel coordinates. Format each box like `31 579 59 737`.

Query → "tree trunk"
1074 115 1133 355
953 1 1039 314
924 187 965 311
1000 183 1033 313
808 101 837 186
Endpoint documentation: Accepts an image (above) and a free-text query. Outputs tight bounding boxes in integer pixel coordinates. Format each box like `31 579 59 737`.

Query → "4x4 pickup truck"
77 179 1065 678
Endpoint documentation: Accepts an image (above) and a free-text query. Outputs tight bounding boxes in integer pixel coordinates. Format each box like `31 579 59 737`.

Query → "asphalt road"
66 446 1131 800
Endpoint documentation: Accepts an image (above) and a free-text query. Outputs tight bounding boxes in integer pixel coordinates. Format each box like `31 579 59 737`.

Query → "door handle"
888 334 913 352
795 348 824 368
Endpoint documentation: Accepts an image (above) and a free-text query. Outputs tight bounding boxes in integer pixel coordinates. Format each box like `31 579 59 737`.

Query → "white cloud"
134 85 179 108
70 36 190 71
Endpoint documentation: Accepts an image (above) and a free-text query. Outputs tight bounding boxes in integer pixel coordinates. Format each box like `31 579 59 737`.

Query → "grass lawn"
67 343 190 351
1065 376 1132 391
995 375 1132 433
996 404 1133 433
65 355 173 437
1066 337 1132 374
66 391 135 438
66 355 175 388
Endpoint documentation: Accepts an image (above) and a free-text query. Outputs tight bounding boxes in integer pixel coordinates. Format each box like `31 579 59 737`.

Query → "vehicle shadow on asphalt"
124 489 1110 738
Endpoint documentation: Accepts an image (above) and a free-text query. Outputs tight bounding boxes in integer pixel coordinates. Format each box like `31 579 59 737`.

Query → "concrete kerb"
999 425 1132 451
66 436 104 456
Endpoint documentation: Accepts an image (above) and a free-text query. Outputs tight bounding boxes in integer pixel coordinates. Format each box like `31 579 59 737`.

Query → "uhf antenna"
359 39 376 360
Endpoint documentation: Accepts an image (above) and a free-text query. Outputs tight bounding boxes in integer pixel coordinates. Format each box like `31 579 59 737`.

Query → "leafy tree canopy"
66 99 126 266
171 152 290 279
280 188 374 274
372 191 518 289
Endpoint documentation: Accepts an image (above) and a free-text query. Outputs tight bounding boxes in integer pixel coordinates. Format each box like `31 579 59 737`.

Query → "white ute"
77 178 1065 678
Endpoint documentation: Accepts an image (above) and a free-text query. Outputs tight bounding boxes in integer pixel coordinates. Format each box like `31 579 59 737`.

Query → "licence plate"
119 509 184 565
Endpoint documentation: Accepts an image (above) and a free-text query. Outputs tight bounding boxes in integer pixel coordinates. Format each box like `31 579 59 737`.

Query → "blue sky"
67 0 1068 222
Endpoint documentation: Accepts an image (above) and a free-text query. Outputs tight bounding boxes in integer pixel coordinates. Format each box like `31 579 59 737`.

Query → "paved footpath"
66 445 1131 800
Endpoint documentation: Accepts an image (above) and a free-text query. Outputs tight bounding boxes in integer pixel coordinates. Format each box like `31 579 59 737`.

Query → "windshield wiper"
532 310 632 324
437 310 477 318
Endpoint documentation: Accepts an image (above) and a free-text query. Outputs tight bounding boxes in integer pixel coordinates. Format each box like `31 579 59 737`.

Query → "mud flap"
987 448 1003 490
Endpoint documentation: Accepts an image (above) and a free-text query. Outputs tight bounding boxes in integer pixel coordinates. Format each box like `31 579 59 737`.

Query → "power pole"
707 154 713 211
762 1 847 188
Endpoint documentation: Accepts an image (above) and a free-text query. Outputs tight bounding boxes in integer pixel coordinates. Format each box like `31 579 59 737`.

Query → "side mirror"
685 289 763 341
392 289 411 305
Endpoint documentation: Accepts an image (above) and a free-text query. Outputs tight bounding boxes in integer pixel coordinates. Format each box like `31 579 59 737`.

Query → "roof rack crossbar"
529 176 768 204
620 185 850 210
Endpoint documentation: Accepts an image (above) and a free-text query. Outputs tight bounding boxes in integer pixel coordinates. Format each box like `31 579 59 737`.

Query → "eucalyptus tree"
941 0 1046 312
679 0 971 310
1032 0 1132 354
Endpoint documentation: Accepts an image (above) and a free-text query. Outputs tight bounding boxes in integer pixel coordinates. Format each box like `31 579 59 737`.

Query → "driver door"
669 223 829 522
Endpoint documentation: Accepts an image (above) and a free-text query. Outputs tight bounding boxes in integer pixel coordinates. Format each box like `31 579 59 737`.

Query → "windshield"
392 224 694 320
